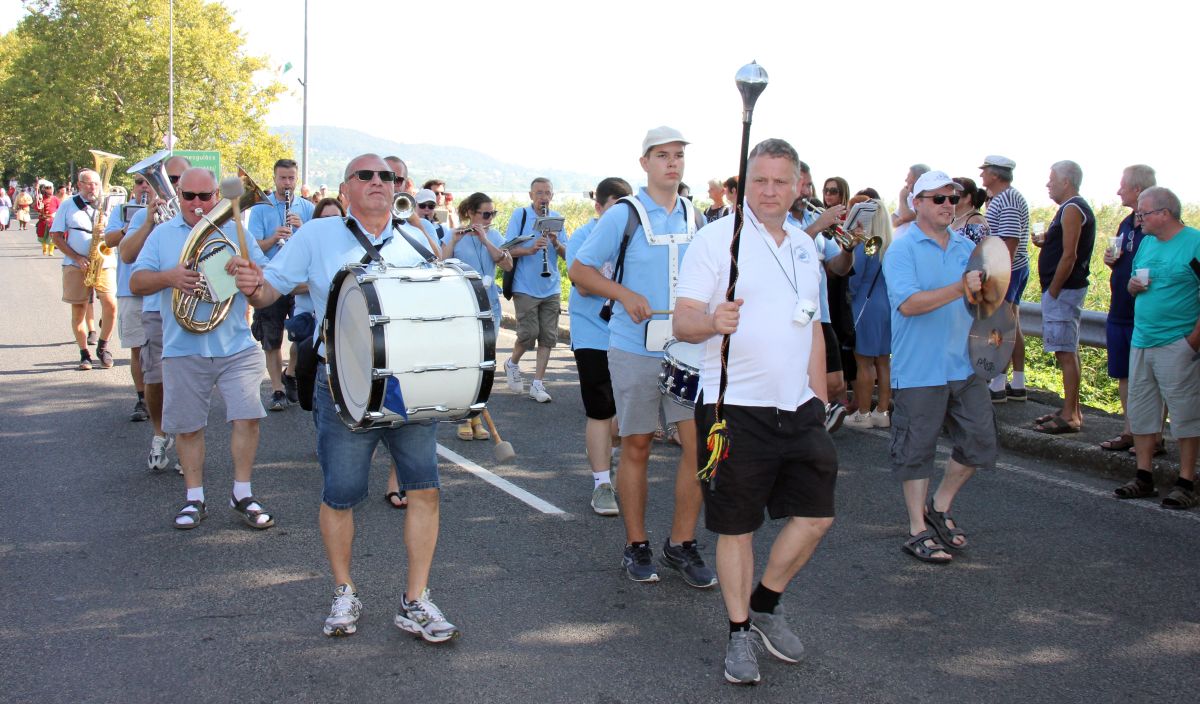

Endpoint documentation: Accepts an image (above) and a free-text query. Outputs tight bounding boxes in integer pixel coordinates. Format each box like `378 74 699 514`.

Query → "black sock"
79 348 91 360
137 391 145 401
1136 469 1154 485
749 583 782 615
1176 477 1195 492
729 619 751 634
628 540 649 550
96 339 107 351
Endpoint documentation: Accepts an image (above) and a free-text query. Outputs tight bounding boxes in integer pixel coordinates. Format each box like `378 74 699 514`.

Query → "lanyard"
749 213 797 296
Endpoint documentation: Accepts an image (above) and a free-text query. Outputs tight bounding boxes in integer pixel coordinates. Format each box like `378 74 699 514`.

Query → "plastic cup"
1135 268 1150 284
1109 236 1122 258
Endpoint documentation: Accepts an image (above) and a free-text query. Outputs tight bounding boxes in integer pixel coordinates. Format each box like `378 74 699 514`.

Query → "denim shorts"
312 367 440 509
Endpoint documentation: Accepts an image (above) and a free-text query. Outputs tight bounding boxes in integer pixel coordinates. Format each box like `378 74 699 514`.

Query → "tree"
0 0 288 187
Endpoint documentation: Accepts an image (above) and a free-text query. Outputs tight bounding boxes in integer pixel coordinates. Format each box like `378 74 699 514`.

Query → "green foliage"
0 0 287 186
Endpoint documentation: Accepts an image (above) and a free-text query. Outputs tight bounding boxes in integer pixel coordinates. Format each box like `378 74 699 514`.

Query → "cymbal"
968 305 1017 380
963 237 1012 319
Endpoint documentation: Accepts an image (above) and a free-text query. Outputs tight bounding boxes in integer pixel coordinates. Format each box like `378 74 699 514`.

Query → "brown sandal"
1100 433 1134 451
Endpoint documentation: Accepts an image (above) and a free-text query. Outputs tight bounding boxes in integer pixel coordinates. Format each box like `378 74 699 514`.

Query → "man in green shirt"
1114 187 1200 509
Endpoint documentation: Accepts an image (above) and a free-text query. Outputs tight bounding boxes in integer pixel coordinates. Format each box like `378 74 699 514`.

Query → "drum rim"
326 265 389 431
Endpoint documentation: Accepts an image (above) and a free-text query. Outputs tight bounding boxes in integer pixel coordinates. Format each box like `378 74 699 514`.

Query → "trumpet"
805 202 882 256
392 191 415 221
539 204 551 278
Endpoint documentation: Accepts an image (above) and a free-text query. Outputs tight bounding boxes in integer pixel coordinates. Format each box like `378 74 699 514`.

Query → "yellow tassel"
697 419 730 482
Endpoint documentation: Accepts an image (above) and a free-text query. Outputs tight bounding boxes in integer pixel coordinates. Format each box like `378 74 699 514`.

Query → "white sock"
233 481 253 502
187 486 205 504
1011 371 1026 389
593 471 611 488
989 375 1007 392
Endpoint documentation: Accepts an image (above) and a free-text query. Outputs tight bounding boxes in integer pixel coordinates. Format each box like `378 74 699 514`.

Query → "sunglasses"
478 210 496 219
418 202 436 209
349 169 398 183
919 194 961 205
133 178 147 186
180 190 217 202
168 175 181 184
823 187 841 195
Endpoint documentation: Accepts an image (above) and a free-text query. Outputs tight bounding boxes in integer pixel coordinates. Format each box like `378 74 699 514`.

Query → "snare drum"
659 339 704 408
324 261 496 430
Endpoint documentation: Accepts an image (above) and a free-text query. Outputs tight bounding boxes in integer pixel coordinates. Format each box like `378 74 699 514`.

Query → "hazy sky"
1 0 1192 206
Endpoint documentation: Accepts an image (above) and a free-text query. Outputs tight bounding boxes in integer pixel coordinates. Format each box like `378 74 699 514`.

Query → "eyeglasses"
478 211 496 219
918 194 962 205
180 190 216 202
823 187 841 195
168 175 181 184
418 202 436 209
1134 208 1165 220
349 170 398 183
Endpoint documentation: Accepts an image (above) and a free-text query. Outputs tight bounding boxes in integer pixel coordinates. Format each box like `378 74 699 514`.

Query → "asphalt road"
1 234 1198 703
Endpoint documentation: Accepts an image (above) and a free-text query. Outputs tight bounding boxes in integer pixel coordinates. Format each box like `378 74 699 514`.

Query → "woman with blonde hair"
843 196 895 429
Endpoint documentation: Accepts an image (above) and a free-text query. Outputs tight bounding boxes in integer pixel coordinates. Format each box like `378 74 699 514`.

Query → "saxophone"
82 150 124 288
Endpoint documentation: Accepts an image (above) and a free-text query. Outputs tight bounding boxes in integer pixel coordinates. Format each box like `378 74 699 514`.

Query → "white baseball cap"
641 126 689 155
907 170 963 210
414 188 437 205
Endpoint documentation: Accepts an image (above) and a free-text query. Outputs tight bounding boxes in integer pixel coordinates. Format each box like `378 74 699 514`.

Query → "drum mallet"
219 176 251 257
481 409 516 462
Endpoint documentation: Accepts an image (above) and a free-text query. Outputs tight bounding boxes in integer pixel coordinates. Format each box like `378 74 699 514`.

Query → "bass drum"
324 261 496 430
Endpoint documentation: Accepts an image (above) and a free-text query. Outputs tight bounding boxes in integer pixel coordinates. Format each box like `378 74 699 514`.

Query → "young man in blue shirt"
570 126 714 588
883 171 995 564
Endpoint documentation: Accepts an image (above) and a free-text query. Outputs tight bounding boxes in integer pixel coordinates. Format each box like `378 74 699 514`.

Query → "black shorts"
695 397 838 535
573 348 616 420
821 323 842 373
252 294 293 351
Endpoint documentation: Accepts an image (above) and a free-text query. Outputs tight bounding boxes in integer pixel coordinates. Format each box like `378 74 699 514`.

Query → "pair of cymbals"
963 237 1011 320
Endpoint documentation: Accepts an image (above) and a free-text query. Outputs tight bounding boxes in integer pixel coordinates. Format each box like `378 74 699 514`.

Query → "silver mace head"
735 61 769 121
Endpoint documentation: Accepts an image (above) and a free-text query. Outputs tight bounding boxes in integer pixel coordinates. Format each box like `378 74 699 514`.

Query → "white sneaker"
842 411 873 430
870 410 891 428
529 379 552 403
323 583 362 637
148 435 170 471
395 589 459 643
504 359 523 393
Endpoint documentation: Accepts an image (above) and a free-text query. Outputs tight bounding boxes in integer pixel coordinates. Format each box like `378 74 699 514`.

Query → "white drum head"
664 339 703 372
333 278 374 423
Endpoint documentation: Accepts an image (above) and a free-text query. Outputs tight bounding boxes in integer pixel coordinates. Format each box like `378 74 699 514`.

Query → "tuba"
82 150 124 288
126 149 179 223
172 168 270 334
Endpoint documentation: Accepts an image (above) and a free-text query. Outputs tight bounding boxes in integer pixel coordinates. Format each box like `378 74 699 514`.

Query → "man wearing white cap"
979 155 1031 402
570 126 714 588
883 171 996 564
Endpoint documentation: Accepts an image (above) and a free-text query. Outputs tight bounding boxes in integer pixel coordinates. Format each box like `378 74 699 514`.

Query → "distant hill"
270 125 601 195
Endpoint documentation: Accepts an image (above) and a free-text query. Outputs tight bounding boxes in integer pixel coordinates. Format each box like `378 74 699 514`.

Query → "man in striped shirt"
980 155 1031 402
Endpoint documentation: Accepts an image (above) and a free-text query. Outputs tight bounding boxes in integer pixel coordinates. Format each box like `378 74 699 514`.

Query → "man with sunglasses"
248 158 316 411
103 173 156 421
131 167 275 532
233 153 459 643
883 171 995 564
121 154 191 472
422 178 457 229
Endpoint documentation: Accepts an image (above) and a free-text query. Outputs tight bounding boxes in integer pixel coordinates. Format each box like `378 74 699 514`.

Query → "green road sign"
172 150 222 178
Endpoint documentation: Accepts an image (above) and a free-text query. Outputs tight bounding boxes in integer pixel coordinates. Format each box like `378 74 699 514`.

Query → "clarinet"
539 204 551 278
279 188 293 247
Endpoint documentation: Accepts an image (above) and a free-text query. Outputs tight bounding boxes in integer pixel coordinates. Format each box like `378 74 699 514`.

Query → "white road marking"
437 444 567 516
856 428 1200 525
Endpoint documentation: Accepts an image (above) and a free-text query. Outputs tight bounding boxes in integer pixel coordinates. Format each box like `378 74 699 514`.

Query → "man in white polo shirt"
674 137 835 685
131 167 275 531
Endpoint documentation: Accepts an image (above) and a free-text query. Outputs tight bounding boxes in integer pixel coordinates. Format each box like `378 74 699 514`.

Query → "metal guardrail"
1018 302 1107 348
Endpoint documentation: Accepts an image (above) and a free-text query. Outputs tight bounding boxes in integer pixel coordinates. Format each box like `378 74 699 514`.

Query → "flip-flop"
384 491 408 510
1033 416 1080 434
1100 433 1134 451
1033 412 1057 425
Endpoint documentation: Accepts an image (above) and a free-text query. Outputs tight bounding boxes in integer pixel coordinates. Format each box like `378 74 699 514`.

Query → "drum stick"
651 309 674 316
481 409 515 462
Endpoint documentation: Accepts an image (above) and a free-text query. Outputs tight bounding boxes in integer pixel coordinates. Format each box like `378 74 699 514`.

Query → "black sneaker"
824 401 847 433
269 390 287 411
282 374 299 404
130 399 149 422
660 539 718 588
990 388 1007 404
1006 384 1027 402
621 543 660 583
97 347 114 369
86 330 98 346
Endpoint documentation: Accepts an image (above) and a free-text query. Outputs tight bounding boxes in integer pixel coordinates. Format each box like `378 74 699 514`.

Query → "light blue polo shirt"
445 227 504 324
248 192 316 259
504 205 563 299
564 218 609 351
263 214 427 353
420 217 452 246
123 208 158 311
132 213 270 358
883 223 975 388
575 189 690 358
105 204 139 298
